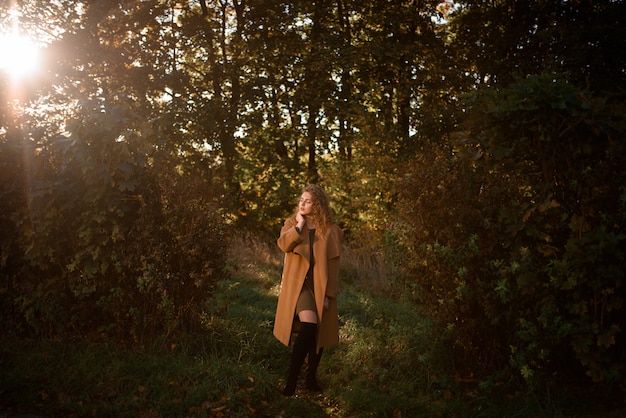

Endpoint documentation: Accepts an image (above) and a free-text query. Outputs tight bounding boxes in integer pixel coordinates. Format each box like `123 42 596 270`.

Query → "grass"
1 233 624 417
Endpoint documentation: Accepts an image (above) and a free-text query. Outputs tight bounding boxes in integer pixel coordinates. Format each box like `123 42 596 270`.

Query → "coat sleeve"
277 218 303 253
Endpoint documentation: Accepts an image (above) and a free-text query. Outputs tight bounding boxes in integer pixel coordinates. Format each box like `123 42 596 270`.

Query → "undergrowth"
1 233 623 417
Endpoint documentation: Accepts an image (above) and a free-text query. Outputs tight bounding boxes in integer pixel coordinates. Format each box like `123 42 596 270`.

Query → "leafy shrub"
395 148 508 378
0 100 227 341
396 75 626 399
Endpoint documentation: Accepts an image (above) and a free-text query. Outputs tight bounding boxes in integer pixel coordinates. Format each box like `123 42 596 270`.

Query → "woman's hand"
324 297 330 311
296 212 306 230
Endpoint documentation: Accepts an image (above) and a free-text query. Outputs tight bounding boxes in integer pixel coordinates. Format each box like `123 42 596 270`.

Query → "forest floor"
1 235 625 417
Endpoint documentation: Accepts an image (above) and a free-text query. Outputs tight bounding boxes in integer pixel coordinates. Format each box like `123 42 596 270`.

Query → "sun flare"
0 32 41 79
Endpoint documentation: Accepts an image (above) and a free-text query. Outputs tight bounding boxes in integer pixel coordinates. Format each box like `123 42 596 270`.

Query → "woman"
274 184 343 396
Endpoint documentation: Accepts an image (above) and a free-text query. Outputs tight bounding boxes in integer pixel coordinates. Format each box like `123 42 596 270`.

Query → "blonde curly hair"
291 184 334 235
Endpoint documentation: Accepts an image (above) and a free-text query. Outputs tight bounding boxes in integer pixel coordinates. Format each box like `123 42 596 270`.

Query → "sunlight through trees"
1 1 625 415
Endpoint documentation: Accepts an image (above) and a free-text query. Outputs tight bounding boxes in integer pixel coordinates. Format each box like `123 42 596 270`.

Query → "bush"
395 75 626 401
0 101 227 341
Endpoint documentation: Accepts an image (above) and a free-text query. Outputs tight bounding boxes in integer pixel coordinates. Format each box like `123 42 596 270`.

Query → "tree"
449 0 626 92
0 0 227 339
394 0 626 396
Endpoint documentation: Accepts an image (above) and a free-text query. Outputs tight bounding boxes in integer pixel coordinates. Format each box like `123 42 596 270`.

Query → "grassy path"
0 235 447 417
218 236 447 417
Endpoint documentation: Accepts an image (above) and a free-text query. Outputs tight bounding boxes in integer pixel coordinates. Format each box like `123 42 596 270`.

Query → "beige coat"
273 217 343 351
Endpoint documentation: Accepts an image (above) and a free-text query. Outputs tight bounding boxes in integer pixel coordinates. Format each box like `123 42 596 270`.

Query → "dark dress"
295 229 316 315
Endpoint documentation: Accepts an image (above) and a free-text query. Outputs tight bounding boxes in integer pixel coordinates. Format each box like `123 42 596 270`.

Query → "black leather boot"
306 347 324 392
283 322 317 396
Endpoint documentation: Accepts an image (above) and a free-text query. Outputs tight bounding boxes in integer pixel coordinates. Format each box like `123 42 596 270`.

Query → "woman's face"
299 192 314 216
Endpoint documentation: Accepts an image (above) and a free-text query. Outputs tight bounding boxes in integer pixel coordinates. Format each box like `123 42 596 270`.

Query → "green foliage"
396 75 626 403
2 234 622 417
2 0 625 413
0 100 226 341
469 75 626 386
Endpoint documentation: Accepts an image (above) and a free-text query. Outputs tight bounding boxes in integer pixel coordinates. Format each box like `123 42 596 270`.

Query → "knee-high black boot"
283 322 317 396
306 347 324 391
